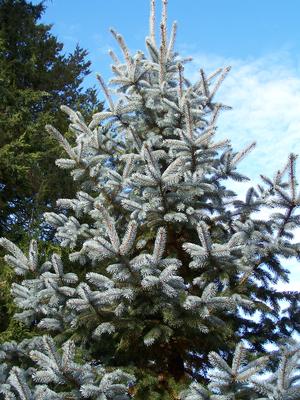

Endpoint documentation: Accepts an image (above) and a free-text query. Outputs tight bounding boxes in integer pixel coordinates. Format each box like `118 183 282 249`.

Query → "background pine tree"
0 1 299 399
0 0 103 343
0 0 103 239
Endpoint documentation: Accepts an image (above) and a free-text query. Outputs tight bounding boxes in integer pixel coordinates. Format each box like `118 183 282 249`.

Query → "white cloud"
185 51 300 181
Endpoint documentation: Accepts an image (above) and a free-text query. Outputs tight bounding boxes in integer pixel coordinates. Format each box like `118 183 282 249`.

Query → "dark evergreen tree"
0 0 102 343
0 1 299 399
0 0 102 240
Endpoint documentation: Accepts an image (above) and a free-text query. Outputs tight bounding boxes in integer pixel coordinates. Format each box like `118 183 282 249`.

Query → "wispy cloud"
185 51 300 181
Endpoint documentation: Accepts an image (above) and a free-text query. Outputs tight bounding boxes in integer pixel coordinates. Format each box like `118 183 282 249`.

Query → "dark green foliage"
0 0 102 343
0 0 102 240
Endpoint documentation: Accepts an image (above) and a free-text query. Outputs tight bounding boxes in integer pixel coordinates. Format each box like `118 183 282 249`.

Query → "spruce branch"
95 203 120 251
231 141 256 166
177 62 184 100
110 28 133 69
153 227 167 262
45 125 78 161
167 21 178 59
96 73 115 111
199 68 209 98
208 66 231 103
161 0 168 55
108 48 120 65
149 0 156 44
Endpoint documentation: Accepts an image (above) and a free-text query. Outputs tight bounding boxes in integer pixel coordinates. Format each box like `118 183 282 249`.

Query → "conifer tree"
0 0 103 344
0 0 102 240
0 1 300 398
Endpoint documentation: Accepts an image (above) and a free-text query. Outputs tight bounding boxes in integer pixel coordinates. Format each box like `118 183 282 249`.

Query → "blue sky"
35 0 300 290
35 0 300 87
